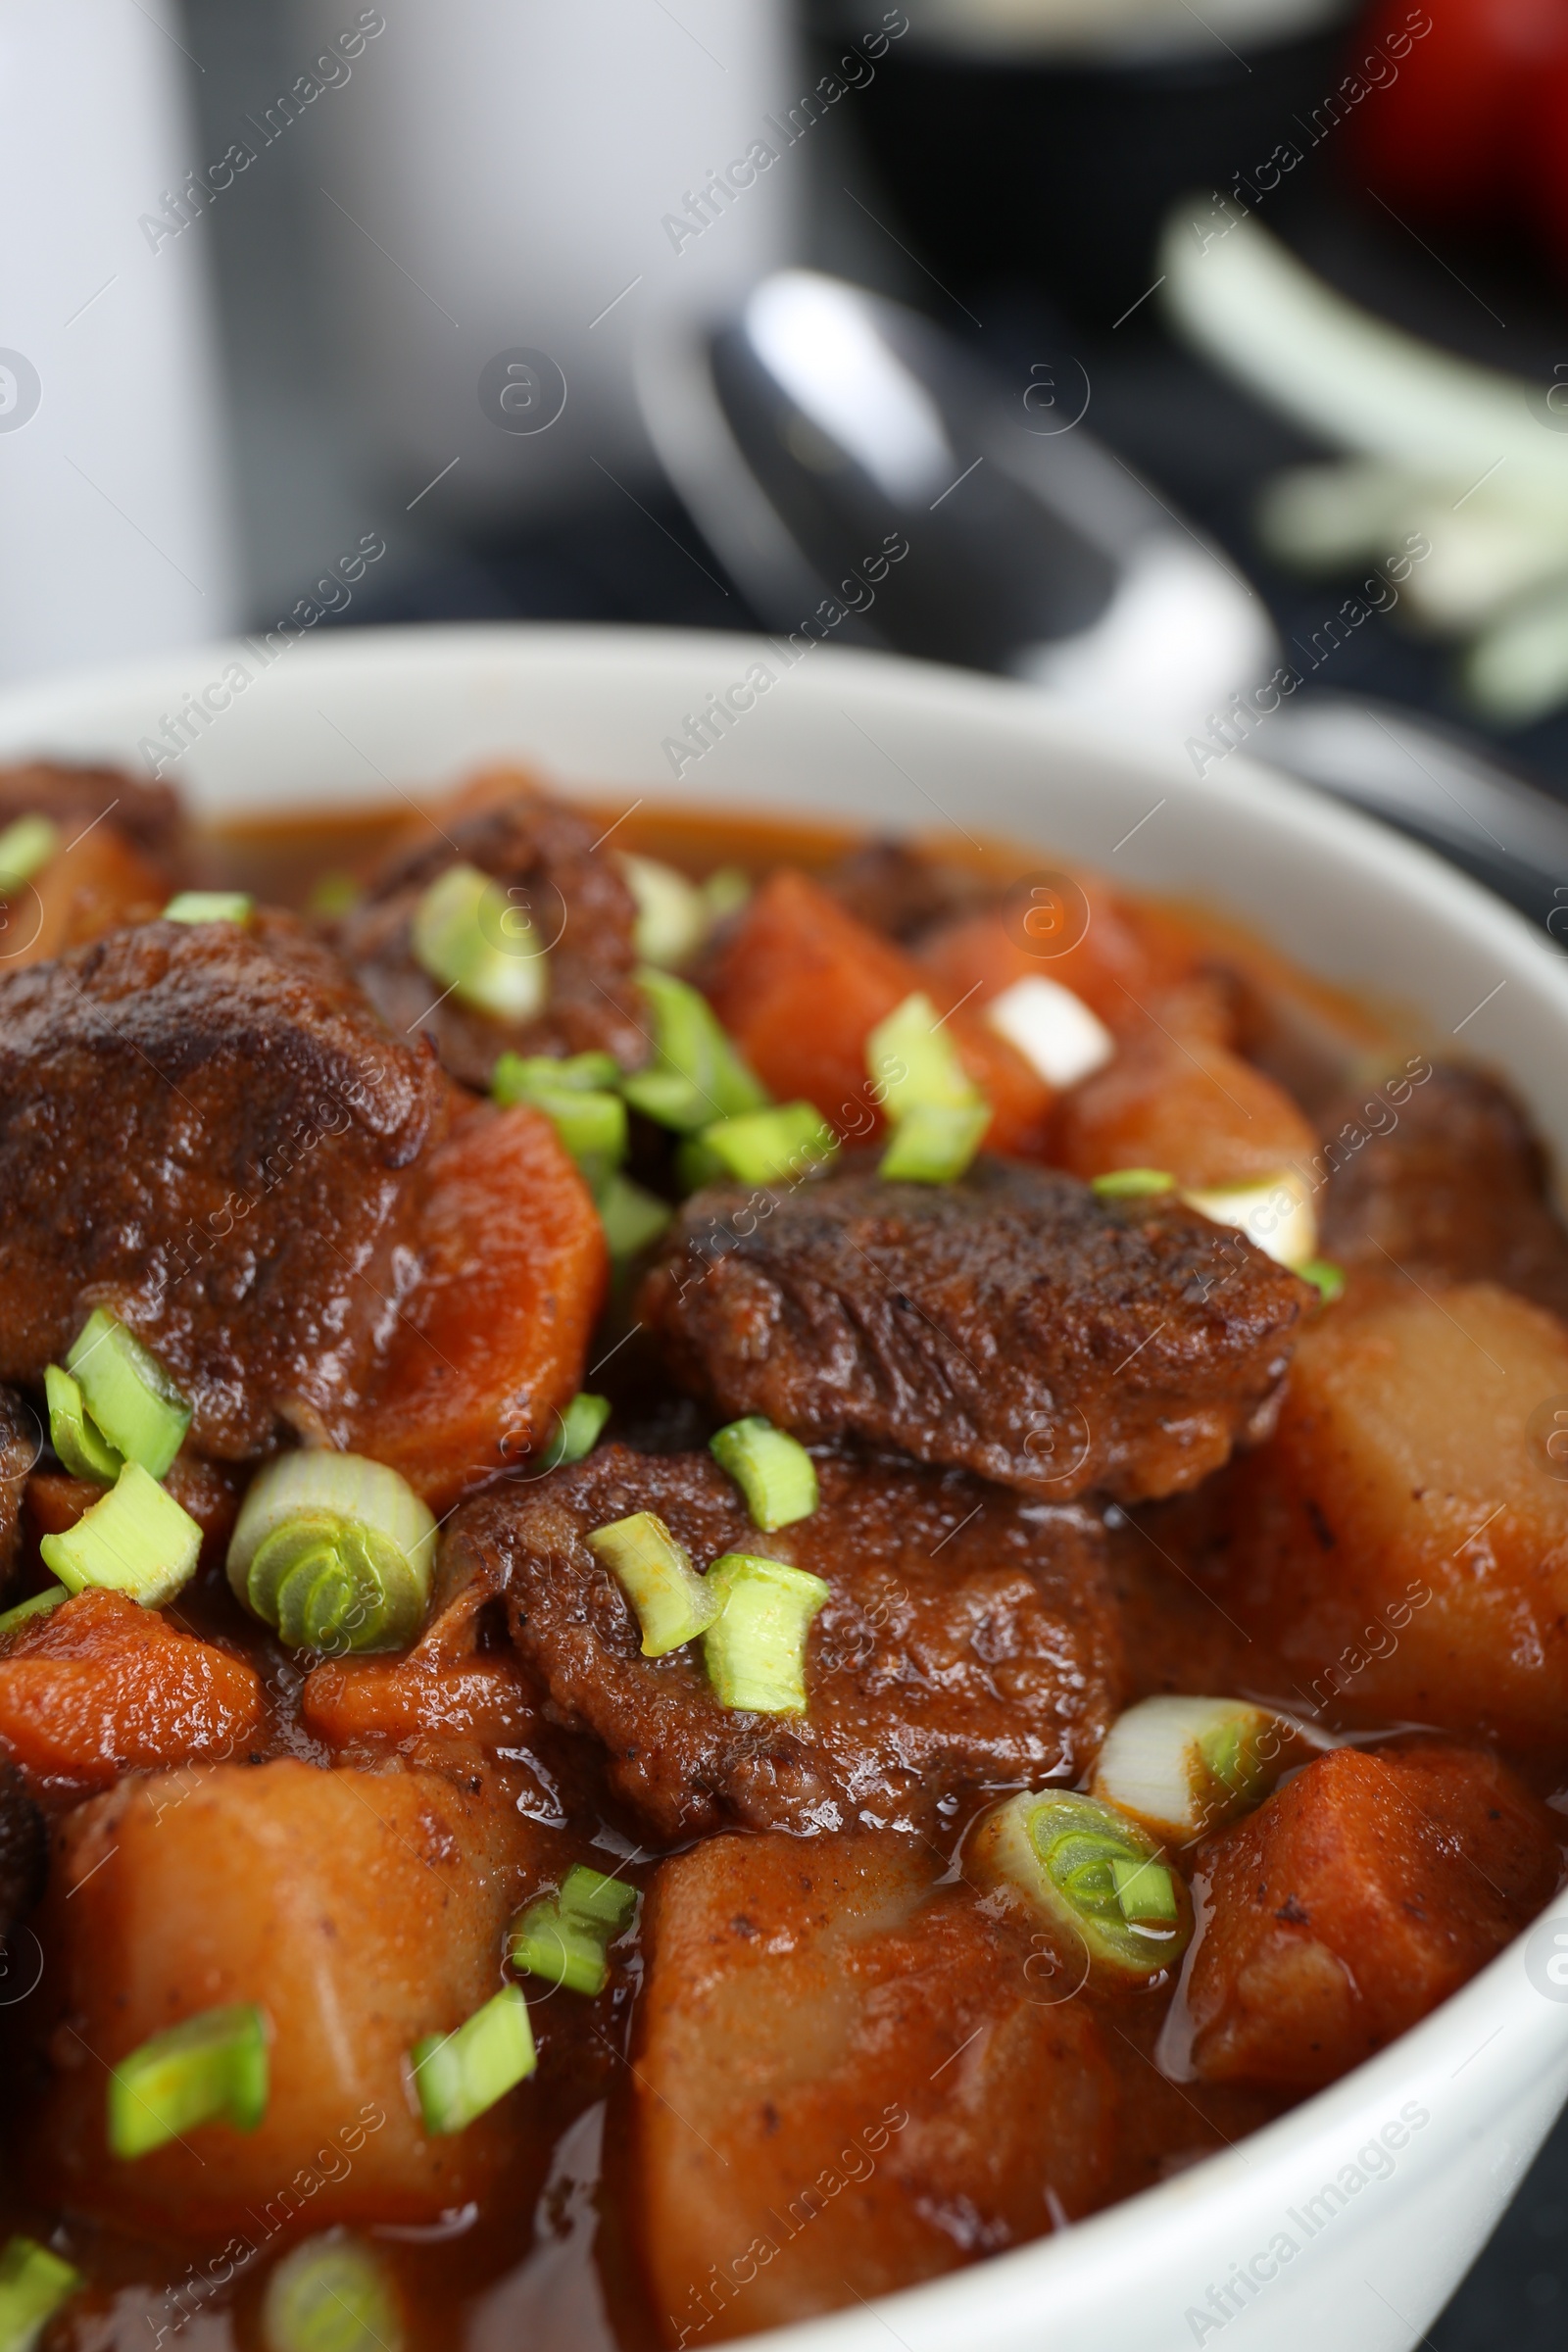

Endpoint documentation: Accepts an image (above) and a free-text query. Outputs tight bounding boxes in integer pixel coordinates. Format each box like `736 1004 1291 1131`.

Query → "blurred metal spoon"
637 268 1568 930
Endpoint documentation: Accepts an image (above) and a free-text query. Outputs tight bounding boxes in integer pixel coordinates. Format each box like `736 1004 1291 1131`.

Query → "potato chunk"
631 1833 1115 2340
34 1759 541 2234
1217 1281 1568 1741
1054 1008 1316 1192
1185 1745 1559 2092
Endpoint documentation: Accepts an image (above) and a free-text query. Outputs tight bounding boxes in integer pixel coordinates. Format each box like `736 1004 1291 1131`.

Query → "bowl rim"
3 619 1566 2347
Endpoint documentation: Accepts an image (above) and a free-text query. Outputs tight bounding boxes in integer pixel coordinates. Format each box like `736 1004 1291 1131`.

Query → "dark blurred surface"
1427 2102 1568 2347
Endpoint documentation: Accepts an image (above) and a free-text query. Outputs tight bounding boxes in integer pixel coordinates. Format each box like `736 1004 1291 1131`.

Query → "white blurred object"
1162 205 1568 494
0 0 236 684
1164 205 1568 721
1259 462 1568 636
983 976 1114 1088
1014 534 1278 737
1466 583 1568 727
1180 1168 1317 1269
291 0 799 521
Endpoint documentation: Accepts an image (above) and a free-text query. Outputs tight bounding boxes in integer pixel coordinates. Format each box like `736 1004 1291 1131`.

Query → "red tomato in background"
1351 0 1568 222
1521 35 1568 268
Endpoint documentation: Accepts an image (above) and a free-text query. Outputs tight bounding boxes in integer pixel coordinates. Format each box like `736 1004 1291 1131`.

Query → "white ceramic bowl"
4 623 1567 2352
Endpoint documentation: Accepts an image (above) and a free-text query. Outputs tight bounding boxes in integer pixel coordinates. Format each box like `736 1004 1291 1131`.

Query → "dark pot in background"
808 0 1361 324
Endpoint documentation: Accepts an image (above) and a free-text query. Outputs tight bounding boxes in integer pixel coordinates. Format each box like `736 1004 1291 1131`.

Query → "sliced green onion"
1301 1257 1347 1303
586 1511 719 1656
410 1984 535 2136
1180 1167 1317 1271
879 1100 990 1184
702 1553 829 1715
680 1102 838 1192
865 991 978 1118
969 1790 1191 1983
597 1172 672 1262
494 1050 620 1095
621 967 767 1133
509 1906 609 1996
510 1868 637 1999
622 853 710 969
1091 1168 1176 1199
163 891 254 926
411 861 548 1023
866 992 989 1184
109 2002 270 2159
704 867 751 923
40 1462 201 1609
228 1451 436 1654
66 1309 190 1480
560 1863 638 1929
1091 1695 1285 1844
526 1086 624 1185
710 1416 818 1532
0 2235 81 2348
262 2233 404 2352
44 1363 123 1485
1161 202 1568 497
1110 1854 1179 1926
306 871 363 919
492 1053 627 1191
0 1588 66 1640
0 815 60 892
537 1393 611 1472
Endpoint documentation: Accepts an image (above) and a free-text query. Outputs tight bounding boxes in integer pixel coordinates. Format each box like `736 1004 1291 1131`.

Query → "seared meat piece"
0 1757 45 1936
335 772 647 1087
446 1444 1123 1839
821 838 993 945
0 911 447 1457
0 760 184 873
0 1386 36 1592
640 1157 1310 1504
1318 1062 1568 1320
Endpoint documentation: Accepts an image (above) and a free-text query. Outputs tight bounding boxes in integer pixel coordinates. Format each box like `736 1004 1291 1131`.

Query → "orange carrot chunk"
344 1101 607 1514
302 1653 534 1748
0 1590 263 1784
10 828 169 970
707 869 1052 1155
1187 1744 1560 2092
919 875 1200 1038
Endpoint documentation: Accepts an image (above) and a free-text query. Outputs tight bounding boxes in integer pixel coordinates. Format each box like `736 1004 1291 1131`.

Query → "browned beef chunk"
335 773 647 1088
1317 1062 1568 1321
0 1759 45 1937
0 760 185 874
640 1157 1310 1504
821 838 993 945
0 1388 35 1594
0 911 447 1457
446 1444 1123 1839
